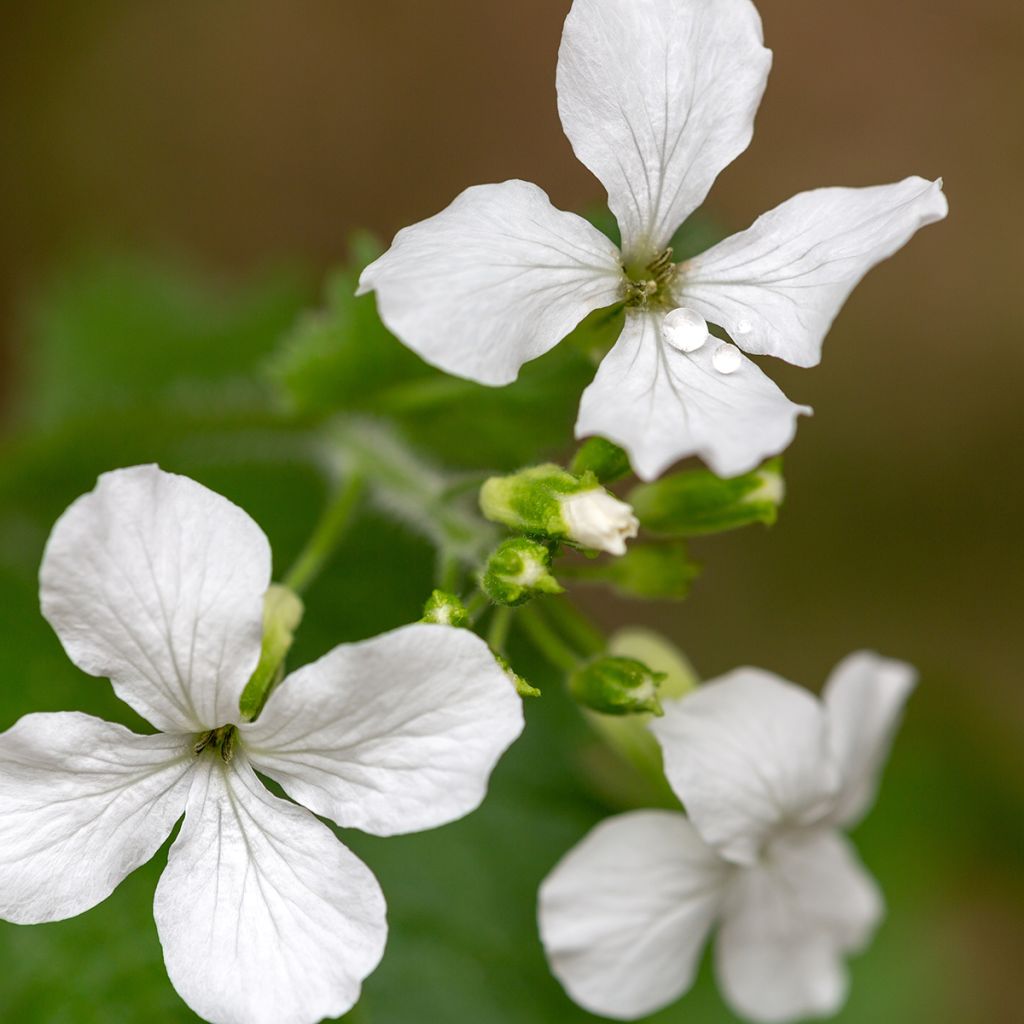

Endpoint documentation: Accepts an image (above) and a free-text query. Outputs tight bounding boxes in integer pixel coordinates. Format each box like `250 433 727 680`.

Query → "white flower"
359 0 947 481
0 465 524 1024
559 488 639 555
538 652 916 1022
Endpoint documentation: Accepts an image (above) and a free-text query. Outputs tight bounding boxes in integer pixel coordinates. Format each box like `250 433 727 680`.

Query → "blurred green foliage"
0 252 1020 1024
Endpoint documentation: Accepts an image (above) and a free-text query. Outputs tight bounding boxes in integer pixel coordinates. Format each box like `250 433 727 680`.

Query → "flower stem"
544 598 606 657
487 605 513 653
519 604 581 674
283 472 365 595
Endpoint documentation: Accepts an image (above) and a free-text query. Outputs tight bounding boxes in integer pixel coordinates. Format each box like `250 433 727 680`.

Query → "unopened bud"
481 538 563 607
421 589 469 627
559 489 639 556
570 437 632 483
480 464 639 556
575 541 699 601
239 584 305 720
628 458 784 537
570 656 666 717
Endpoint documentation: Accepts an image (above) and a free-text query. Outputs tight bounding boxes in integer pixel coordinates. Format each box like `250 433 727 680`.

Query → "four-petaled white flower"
359 0 947 481
0 465 524 1024
538 652 916 1023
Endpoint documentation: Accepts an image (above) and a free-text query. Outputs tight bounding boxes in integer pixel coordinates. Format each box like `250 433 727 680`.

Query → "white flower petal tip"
558 489 639 555
662 307 709 353
242 623 524 837
681 176 949 367
0 713 192 925
824 651 917 827
357 179 623 386
538 811 730 1021
155 757 387 1024
576 313 811 483
557 0 772 256
39 464 271 733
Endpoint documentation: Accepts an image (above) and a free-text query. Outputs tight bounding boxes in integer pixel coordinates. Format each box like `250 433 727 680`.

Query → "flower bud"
572 541 699 600
479 464 639 556
559 489 639 556
481 538 563 607
627 458 784 537
569 656 666 717
421 589 469 627
570 437 632 483
239 584 305 720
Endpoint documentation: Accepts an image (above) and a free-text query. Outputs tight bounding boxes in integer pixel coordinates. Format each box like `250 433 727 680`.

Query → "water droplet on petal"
736 318 753 336
662 307 709 353
712 342 742 375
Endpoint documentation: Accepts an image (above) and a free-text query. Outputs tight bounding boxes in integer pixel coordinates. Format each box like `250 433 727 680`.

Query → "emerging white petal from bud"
662 307 709 353
559 489 639 556
712 342 742 375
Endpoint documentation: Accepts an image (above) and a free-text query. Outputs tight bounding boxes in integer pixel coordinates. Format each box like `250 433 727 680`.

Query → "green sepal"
570 437 632 484
239 584 305 721
570 655 667 716
421 589 470 627
481 537 564 607
495 653 541 698
628 457 784 537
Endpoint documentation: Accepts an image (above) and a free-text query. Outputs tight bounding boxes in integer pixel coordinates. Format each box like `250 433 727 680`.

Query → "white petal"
154 755 386 1024
0 712 192 924
575 311 810 482
538 810 730 1021
357 180 623 386
651 669 837 865
716 828 883 1023
40 465 272 732
682 177 948 366
557 0 771 259
242 623 524 836
823 651 917 827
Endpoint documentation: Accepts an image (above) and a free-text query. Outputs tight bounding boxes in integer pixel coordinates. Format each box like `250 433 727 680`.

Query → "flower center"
623 247 677 308
193 724 238 764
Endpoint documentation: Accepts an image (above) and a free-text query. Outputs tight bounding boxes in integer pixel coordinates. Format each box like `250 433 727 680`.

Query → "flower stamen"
194 724 238 764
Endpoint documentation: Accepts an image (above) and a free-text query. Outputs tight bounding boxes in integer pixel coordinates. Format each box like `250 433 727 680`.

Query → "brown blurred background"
0 0 1021 1016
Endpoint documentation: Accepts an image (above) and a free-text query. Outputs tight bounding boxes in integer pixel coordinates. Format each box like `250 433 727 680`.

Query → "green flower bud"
480 464 639 555
481 537 563 607
570 656 667 717
495 653 541 698
627 458 784 537
569 541 699 600
239 584 305 721
421 589 470 627
570 437 632 483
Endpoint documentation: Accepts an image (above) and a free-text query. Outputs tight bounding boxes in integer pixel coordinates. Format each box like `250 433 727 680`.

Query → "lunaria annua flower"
359 0 947 481
0 465 524 1024
539 652 916 1022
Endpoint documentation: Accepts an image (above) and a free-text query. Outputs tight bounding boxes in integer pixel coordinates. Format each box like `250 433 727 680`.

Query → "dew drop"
662 307 709 353
712 342 742 375
736 318 753 336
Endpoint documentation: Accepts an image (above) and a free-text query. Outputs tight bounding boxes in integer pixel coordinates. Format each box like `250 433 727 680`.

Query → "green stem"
519 604 581 674
464 589 489 623
487 605 513 653
437 549 461 592
283 473 365 595
545 598 606 656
